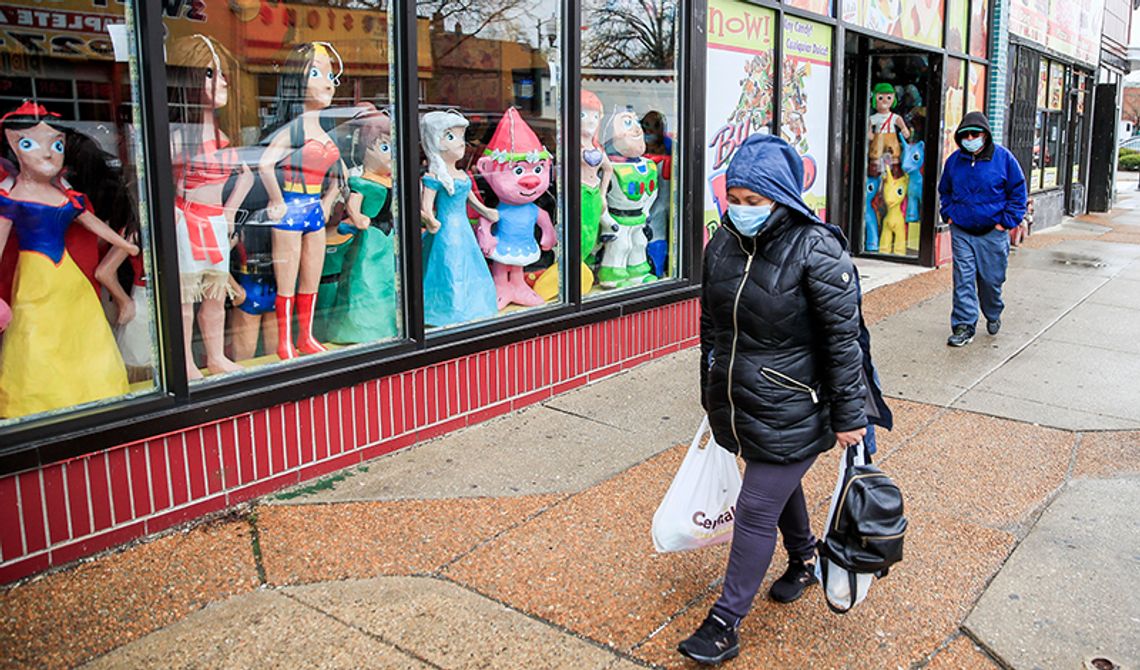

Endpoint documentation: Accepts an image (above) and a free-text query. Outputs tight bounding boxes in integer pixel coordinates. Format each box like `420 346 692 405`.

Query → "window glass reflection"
163 2 402 379
416 1 562 328
582 0 680 296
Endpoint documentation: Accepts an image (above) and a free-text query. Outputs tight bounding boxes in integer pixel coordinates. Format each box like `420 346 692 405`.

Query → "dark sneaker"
769 559 818 603
678 612 740 665
987 319 1001 335
947 325 975 347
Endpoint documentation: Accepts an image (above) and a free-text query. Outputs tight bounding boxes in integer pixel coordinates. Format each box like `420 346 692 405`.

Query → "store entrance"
842 36 941 264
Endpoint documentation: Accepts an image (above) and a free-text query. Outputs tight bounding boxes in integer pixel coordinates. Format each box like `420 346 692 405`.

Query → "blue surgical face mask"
728 203 772 236
961 136 985 153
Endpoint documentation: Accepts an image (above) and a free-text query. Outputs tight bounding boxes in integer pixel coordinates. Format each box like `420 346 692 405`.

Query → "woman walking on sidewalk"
680 135 868 665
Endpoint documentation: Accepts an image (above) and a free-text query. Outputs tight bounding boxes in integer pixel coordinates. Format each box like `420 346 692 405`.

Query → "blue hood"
726 134 821 225
725 134 849 248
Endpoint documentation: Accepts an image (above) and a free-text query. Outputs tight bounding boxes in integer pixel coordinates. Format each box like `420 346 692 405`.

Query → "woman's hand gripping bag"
652 416 742 553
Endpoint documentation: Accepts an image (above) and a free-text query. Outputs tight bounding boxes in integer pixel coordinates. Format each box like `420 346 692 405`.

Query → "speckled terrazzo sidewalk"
4 203 1140 670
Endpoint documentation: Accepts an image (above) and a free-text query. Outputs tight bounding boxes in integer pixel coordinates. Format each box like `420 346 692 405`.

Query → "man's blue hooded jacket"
938 111 1028 234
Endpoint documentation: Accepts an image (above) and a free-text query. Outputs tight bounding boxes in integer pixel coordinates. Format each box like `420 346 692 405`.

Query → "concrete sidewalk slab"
965 478 1140 670
877 410 1073 531
957 339 1140 430
1041 301 1140 355
1116 259 1140 281
289 349 703 504
0 519 258 670
1086 276 1140 309
291 405 631 502
634 510 1014 669
951 389 1140 431
871 286 1076 407
855 257 933 294
285 577 642 670
442 445 730 654
1073 431 1140 479
543 347 705 448
873 240 1140 424
80 590 430 669
256 495 559 585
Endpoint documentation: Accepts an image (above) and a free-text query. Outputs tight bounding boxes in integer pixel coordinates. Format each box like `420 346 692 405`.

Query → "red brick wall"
0 299 700 584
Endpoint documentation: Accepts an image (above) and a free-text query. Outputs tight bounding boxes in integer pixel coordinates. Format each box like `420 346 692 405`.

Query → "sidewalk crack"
248 512 267 586
541 403 628 431
278 590 447 670
431 493 574 574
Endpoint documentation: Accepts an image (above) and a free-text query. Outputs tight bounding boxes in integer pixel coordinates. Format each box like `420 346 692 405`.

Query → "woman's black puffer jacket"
700 207 868 464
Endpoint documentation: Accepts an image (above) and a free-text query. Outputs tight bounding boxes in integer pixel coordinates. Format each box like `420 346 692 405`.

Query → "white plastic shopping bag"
651 416 742 553
815 441 873 611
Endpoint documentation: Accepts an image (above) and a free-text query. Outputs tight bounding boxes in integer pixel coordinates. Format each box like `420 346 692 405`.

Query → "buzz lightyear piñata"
597 106 658 289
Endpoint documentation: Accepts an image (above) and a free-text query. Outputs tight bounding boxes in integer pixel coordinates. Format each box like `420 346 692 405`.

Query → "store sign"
703 0 776 238
781 16 832 221
1008 0 1104 67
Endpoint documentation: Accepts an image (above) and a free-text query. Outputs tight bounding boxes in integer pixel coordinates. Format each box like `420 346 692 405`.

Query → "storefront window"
785 0 833 16
582 0 679 294
1072 75 1087 185
0 1 160 424
1042 113 1061 189
946 0 968 53
163 3 402 378
416 1 562 323
943 58 966 164
1031 111 1044 192
703 0 775 239
781 17 833 221
968 0 989 58
1041 62 1065 189
967 63 987 114
842 0 943 49
862 53 932 258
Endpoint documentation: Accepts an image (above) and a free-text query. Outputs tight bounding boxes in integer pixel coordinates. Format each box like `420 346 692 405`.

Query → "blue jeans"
951 225 1010 330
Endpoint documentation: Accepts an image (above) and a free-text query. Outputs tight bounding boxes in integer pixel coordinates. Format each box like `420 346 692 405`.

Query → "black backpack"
817 445 907 613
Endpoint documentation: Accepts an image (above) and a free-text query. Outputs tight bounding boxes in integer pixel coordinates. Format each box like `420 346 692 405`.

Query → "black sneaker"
987 319 1001 335
947 325 975 347
769 559 818 603
678 612 740 665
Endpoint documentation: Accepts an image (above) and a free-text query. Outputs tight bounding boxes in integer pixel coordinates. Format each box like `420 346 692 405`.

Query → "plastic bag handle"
692 415 711 451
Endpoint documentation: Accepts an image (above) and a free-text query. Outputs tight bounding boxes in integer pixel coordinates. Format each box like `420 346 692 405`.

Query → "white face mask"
961 136 985 153
728 204 772 236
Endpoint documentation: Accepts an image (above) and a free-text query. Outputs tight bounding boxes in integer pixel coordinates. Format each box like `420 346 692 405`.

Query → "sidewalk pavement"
3 199 1139 669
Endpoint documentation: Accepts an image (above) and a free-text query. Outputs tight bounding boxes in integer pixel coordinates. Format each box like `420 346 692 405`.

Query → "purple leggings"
712 455 818 622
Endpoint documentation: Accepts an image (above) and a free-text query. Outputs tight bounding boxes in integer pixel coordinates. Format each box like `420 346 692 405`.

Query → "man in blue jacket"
938 111 1027 347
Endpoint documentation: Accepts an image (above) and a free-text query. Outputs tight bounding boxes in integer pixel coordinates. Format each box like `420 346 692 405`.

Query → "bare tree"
419 0 536 60
582 0 678 69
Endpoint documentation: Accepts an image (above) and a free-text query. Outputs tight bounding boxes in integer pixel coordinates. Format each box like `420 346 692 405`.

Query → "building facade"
0 0 1120 584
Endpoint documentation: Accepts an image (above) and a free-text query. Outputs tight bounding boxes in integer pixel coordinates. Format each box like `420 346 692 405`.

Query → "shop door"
1088 82 1119 212
843 39 940 264
1064 77 1088 215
